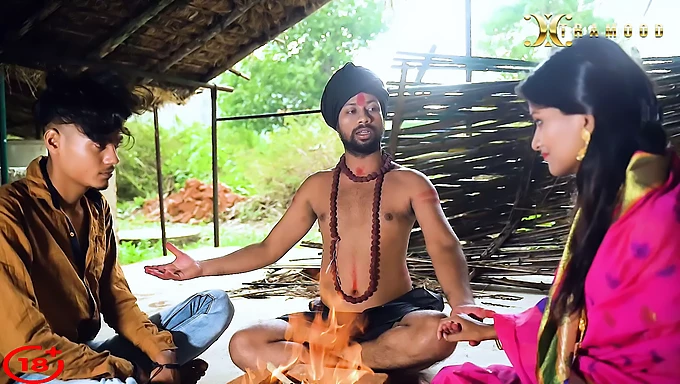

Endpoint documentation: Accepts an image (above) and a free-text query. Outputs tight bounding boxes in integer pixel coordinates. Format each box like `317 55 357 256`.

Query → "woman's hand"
438 304 497 346
144 243 203 281
453 304 496 320
437 314 496 345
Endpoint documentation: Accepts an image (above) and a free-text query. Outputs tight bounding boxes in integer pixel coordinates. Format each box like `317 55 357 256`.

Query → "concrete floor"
98 246 545 383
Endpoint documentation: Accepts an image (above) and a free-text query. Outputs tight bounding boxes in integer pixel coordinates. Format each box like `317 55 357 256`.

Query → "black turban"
320 62 389 130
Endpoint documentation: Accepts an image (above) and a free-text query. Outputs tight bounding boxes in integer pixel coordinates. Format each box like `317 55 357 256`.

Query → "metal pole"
216 108 320 122
0 69 8 185
465 0 472 82
153 107 168 256
211 86 220 247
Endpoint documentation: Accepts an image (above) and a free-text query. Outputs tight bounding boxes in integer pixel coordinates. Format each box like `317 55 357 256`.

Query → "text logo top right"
524 14 664 47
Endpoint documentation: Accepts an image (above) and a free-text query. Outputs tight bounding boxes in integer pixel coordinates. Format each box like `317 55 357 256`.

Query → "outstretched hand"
144 243 203 281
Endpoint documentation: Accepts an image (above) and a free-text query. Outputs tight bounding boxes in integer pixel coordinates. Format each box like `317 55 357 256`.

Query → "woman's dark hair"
33 70 142 147
515 38 668 319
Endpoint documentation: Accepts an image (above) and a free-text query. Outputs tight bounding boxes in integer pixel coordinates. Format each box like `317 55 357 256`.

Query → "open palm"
144 243 203 281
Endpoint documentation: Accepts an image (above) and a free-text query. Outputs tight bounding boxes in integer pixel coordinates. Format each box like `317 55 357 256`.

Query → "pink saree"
433 150 680 384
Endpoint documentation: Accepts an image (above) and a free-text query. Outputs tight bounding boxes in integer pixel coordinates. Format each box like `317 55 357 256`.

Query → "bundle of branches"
227 253 539 301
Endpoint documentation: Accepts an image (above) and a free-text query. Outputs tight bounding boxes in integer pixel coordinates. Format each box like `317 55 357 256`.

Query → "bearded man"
145 62 474 373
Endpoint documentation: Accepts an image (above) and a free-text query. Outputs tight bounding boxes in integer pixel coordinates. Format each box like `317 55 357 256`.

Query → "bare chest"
315 178 413 228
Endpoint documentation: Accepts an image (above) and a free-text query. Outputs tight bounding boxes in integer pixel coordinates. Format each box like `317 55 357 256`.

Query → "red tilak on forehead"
356 92 366 106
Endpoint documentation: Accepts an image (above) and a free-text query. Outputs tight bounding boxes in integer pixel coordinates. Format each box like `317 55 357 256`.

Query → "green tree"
477 0 614 62
216 0 389 132
117 0 386 201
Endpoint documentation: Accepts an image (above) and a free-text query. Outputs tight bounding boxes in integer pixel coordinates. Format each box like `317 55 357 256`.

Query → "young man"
146 63 474 373
0 71 233 384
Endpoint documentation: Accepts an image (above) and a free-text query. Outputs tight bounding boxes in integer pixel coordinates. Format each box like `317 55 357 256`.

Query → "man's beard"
340 125 383 157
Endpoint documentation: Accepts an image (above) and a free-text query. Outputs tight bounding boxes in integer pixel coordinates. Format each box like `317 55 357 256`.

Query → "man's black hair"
33 70 141 147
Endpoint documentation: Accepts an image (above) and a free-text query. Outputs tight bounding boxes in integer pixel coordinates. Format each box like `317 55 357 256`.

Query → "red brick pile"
143 178 246 223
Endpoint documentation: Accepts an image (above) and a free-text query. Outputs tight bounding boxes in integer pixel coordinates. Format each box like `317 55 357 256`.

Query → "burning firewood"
227 363 389 384
285 364 388 384
227 305 391 384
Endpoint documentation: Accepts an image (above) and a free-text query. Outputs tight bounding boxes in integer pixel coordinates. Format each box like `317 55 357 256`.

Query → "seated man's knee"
411 312 456 361
229 329 258 369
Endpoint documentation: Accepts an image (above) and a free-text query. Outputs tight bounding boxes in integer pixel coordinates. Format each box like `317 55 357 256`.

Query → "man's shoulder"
302 169 334 187
0 180 32 219
389 165 430 185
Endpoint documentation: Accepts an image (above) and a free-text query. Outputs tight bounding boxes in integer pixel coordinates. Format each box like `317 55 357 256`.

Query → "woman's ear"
583 114 595 134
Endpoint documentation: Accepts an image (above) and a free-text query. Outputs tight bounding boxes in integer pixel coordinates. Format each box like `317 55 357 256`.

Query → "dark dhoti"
277 288 444 343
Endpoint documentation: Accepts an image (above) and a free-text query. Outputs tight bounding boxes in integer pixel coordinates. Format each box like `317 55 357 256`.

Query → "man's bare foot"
179 359 209 384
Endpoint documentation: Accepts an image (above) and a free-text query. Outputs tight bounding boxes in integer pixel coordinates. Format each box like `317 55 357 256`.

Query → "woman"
433 37 680 384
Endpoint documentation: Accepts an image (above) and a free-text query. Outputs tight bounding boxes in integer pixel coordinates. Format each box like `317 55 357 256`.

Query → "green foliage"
117 0 386 204
116 119 257 200
216 0 389 132
117 114 343 205
114 0 385 264
118 240 163 265
477 0 614 62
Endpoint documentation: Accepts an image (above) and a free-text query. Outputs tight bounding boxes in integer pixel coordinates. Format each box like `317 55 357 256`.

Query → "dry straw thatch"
1 0 331 137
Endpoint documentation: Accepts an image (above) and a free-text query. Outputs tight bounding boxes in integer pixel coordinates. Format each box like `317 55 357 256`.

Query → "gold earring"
576 129 591 161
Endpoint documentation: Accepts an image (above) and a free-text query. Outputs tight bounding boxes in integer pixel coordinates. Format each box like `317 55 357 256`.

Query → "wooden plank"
87 0 177 60
152 0 262 73
387 63 408 156
117 227 201 243
0 1 63 55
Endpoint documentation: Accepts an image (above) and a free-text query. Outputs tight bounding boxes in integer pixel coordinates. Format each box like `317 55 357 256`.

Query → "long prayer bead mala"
328 151 395 304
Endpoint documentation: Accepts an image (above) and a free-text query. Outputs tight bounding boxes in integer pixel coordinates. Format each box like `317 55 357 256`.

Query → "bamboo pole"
211 86 220 247
153 107 168 256
0 68 7 185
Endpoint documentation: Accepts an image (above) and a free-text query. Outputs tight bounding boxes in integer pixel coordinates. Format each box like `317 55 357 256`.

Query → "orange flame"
273 307 374 383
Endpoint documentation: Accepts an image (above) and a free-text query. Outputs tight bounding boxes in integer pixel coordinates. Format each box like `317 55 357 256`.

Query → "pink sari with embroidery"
433 151 680 384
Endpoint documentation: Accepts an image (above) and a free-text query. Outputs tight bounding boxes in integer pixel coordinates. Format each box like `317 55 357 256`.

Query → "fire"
230 306 388 384
281 307 368 383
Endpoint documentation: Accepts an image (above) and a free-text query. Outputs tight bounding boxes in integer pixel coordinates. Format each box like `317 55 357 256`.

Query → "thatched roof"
0 0 331 138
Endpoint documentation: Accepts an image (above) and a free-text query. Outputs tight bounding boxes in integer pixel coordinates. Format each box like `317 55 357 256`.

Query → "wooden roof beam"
3 54 234 94
151 0 263 74
0 1 63 55
87 0 178 60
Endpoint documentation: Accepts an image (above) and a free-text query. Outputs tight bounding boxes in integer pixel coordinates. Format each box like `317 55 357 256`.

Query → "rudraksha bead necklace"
328 150 395 304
